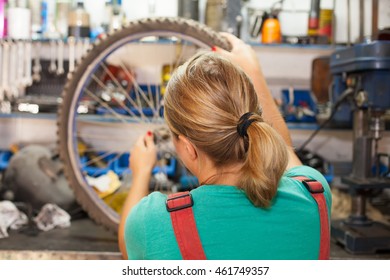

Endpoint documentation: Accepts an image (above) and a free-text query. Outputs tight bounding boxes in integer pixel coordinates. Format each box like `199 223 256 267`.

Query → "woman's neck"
198 164 242 186
193 149 242 186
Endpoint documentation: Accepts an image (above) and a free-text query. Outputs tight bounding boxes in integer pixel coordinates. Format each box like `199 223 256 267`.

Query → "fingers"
212 45 232 58
219 32 244 46
133 131 154 150
134 135 145 148
144 131 155 148
212 32 247 60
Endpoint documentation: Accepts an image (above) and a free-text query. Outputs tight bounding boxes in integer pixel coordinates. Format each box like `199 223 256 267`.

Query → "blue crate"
112 152 177 176
82 151 177 178
152 158 176 176
0 150 12 171
323 164 334 184
112 153 131 176
80 153 116 177
281 89 317 123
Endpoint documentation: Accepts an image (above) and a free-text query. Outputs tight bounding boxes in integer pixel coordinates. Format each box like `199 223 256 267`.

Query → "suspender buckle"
301 179 324 194
166 193 194 212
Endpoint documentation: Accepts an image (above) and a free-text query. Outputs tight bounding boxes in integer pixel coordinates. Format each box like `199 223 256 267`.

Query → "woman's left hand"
129 131 157 177
119 131 157 259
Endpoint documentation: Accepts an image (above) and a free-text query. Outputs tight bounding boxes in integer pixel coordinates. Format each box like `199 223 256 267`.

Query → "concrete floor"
1 217 390 260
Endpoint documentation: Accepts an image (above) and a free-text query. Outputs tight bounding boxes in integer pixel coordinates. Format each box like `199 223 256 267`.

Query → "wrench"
32 42 41 82
1 41 9 100
0 42 3 102
48 39 57 74
56 39 65 76
17 40 25 97
83 37 90 57
76 38 83 65
68 36 76 76
9 40 18 99
24 40 33 87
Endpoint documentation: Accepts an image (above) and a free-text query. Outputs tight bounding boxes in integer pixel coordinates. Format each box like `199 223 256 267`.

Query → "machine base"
331 219 390 254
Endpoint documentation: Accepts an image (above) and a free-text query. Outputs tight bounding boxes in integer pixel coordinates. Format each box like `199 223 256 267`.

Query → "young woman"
118 34 332 260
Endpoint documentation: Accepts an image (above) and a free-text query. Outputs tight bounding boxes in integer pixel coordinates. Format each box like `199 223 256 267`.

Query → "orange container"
261 17 281 44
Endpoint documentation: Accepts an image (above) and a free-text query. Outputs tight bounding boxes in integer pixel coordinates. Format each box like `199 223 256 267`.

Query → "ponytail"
238 116 288 208
164 52 288 208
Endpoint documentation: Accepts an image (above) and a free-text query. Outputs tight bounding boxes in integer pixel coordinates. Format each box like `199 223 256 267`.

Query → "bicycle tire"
58 17 232 233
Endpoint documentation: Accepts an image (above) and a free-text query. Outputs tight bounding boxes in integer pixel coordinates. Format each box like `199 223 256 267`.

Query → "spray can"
308 0 320 36
318 9 333 43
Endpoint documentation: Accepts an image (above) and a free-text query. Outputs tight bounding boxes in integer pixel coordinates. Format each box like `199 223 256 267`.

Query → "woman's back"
124 165 331 260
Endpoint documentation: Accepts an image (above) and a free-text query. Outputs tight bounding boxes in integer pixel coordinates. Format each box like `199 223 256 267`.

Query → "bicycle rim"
57 17 231 232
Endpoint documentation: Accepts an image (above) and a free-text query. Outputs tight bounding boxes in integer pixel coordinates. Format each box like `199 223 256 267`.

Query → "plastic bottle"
261 13 281 44
56 0 72 38
7 0 31 39
41 0 59 39
110 0 125 32
28 0 41 39
68 0 90 38
205 0 228 32
101 0 113 33
0 0 6 38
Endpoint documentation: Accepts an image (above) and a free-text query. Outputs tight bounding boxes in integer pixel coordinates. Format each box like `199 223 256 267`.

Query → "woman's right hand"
214 32 263 79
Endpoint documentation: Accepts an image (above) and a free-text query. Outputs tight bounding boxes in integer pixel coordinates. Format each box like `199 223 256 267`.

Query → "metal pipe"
372 0 379 40
359 0 364 42
357 195 366 217
331 0 336 45
347 0 351 45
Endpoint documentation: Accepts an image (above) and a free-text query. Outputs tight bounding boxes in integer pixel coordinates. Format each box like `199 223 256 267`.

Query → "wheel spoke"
83 88 128 123
100 62 150 122
90 73 144 122
83 150 115 167
118 60 157 113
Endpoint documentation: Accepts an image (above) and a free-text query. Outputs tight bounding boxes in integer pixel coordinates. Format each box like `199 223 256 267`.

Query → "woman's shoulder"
284 165 329 184
280 165 332 207
130 191 168 217
125 191 169 240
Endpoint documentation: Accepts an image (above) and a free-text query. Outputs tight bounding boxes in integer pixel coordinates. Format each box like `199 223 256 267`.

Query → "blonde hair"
164 52 288 207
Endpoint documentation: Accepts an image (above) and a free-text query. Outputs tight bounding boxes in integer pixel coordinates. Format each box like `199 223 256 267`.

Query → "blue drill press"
330 41 390 254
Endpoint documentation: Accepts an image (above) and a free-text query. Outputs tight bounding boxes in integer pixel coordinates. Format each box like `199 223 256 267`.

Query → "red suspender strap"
292 176 330 260
166 192 206 260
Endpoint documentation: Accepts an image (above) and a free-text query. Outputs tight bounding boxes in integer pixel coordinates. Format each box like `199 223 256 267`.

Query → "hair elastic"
237 112 256 138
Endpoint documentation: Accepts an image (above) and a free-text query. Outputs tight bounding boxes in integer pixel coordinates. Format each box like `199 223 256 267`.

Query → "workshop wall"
81 0 390 44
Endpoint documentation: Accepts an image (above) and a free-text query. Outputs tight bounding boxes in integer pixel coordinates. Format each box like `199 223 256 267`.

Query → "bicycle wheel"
58 17 231 232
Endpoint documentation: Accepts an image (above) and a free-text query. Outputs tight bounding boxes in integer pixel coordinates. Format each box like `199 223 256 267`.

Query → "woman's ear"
178 135 198 161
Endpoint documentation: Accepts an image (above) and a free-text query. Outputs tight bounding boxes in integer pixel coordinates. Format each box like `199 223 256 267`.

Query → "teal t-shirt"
124 165 332 260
